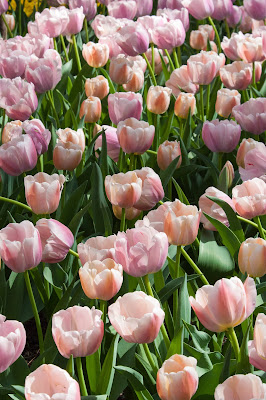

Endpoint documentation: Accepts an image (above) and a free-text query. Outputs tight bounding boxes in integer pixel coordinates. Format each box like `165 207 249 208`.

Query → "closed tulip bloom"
116 118 154 155
221 33 243 61
137 15 166 43
79 258 123 301
157 8 190 32
199 187 235 231
0 314 26 373
2 120 23 144
36 219 74 264
244 0 266 21
0 50 30 80
190 277 256 332
166 66 199 97
237 35 265 63
164 200 201 246
52 306 103 358
238 238 266 277
22 119 51 156
214 374 266 400
232 97 266 135
108 1 137 19
113 205 141 220
182 0 214 20
108 92 143 125
198 24 215 41
157 355 198 400
98 33 125 58
69 0 96 21
145 48 169 76
123 67 144 92
94 125 120 162
135 0 153 17
56 128 85 152
226 5 242 27
211 0 233 20
157 140 182 171
202 120 241 153
82 42 109 68
85 76 109 99
239 6 254 33
53 141 83 171
220 161 234 188
135 202 172 233
248 313 266 371
239 146 266 182
63 7 84 36
215 88 241 118
79 96 102 123
190 30 209 50
105 171 142 208
116 23 149 57
108 291 165 343
0 0 8 14
91 15 124 38
147 86 172 115
77 235 116 265
187 51 225 85
0 134 37 176
232 178 266 219
24 172 65 215
236 138 265 168
0 77 38 121
0 221 42 273
27 7 69 37
109 55 134 85
174 93 196 119
151 20 186 50
134 167 164 210
219 61 261 91
158 0 183 9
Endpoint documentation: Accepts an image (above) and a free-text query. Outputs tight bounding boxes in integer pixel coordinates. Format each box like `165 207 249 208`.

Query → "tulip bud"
82 42 109 68
56 127 85 152
134 167 164 211
109 55 134 85
53 141 83 171
79 96 102 123
174 93 196 119
190 30 209 50
157 140 182 171
108 0 137 19
238 238 266 277
202 120 241 153
108 92 143 125
4 14 15 31
166 65 199 97
147 86 172 115
105 171 143 208
85 75 109 99
219 160 234 189
123 67 144 92
232 97 266 136
215 88 241 118
198 24 215 41
248 313 266 372
116 118 155 155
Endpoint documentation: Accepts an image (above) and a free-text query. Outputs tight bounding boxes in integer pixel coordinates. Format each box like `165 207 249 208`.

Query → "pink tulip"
123 66 144 92
190 30 209 51
145 48 169 76
236 138 265 168
198 24 215 41
174 93 196 119
2 121 23 144
0 0 8 14
116 23 149 56
0 221 42 273
91 15 125 38
64 7 84 35
85 76 109 99
52 306 103 358
202 120 241 153
244 0 266 21
36 219 74 263
79 258 123 300
248 313 266 371
240 148 266 182
157 8 190 32
77 235 116 265
164 200 201 246
226 5 242 27
108 92 143 125
135 0 153 17
190 277 256 332
137 16 166 43
69 0 96 21
147 86 172 115
239 6 253 33
108 1 137 19
82 42 109 68
56 128 85 152
219 61 261 90
0 314 26 373
109 55 134 85
187 51 225 85
108 291 165 343
199 187 235 231
0 50 29 79
79 96 102 123
211 0 233 20
24 172 65 215
181 0 214 20
166 66 199 97
158 0 183 9
157 354 199 400
116 118 154 155
28 7 70 38
94 125 121 162
215 88 241 118
0 134 37 176
214 374 266 400
105 171 143 208
237 34 264 63
151 20 186 50
221 33 243 61
113 205 141 220
98 33 125 58
53 141 83 171
232 177 266 219
25 364 81 400
0 77 38 121
134 167 164 211
22 119 51 155
135 201 172 233
238 238 266 278
157 140 182 171
232 97 266 135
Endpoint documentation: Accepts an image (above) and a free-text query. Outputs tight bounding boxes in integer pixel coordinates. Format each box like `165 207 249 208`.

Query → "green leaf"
158 275 199 304
219 345 232 383
86 350 101 395
177 274 191 339
115 366 154 400
158 51 170 80
183 321 211 353
236 321 253 374
182 108 192 148
43 263 68 293
60 181 88 226
159 156 180 190
166 326 184 358
81 396 108 400
172 178 190 205
99 68 116 94
97 334 119 396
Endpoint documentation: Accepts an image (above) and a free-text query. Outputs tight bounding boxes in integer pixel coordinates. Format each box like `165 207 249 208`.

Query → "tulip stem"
151 43 155 73
84 19 89 43
76 357 88 396
66 354 74 378
72 34 82 73
164 49 175 72
47 91 60 127
173 246 181 327
143 274 153 297
180 247 209 286
141 343 158 376
69 249 79 258
168 179 172 200
254 216 266 240
206 84 210 118
18 1 22 36
120 208 126 232
24 271 45 360
0 196 32 212
1 108 6 141
226 327 240 361
60 35 69 62
173 48 179 69
177 46 182 66
208 17 221 54
146 149 157 155
142 53 157 86
200 85 204 121
118 148 124 171
252 62 257 88
237 215 266 234
1 14 13 38
224 20 230 38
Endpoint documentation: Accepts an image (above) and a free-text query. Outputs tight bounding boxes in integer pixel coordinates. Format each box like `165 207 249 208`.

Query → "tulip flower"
25 364 81 400
239 146 266 182
2 121 23 144
232 98 266 135
134 167 165 211
108 92 143 125
77 235 116 265
27 7 69 37
236 138 265 168
0 314 26 373
157 8 190 32
22 119 51 155
0 221 42 273
157 140 182 171
94 125 120 162
244 0 266 20
91 15 124 39
198 24 215 41
82 42 109 68
108 1 137 19
166 66 199 97
221 32 244 61
69 0 97 21
0 50 30 79
158 0 183 9
211 0 233 20
36 219 74 264
174 93 196 119
232 177 266 219
135 202 172 233
52 306 103 358
135 0 153 17
79 258 123 300
151 19 186 50
219 61 261 91
116 23 149 56
108 291 165 343
187 51 225 85
248 313 266 371
181 0 214 20
202 120 241 153
53 141 83 171
79 96 102 123
238 238 266 278
112 205 141 221
116 118 155 155
85 76 109 99
109 55 134 85
237 35 264 63
137 15 166 43
190 277 256 332
123 67 145 92
220 161 234 189
214 374 266 400
147 86 172 115
190 30 209 51
24 172 65 215
105 171 143 209
157 354 199 400
0 0 8 14
226 5 242 28
145 48 169 76
215 89 241 118
56 128 85 152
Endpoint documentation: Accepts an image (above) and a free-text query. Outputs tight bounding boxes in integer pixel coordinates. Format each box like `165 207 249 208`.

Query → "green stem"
143 274 153 297
164 49 175 72
173 246 181 326
168 179 172 201
153 114 159 151
146 149 157 155
120 208 126 232
100 299 107 330
141 343 157 376
60 35 69 62
254 216 266 240
206 84 211 118
72 34 82 73
84 18 89 43
177 46 182 67
24 271 44 359
208 17 221 53
252 62 257 88
76 357 88 396
179 118 184 139
0 196 32 212
118 148 124 171
53 38 58 52
160 323 171 350
47 91 60 127
66 355 74 377
1 14 13 38
224 19 230 38
237 215 266 233
1 109 6 142
218 152 223 171
181 247 209 286
142 53 157 86
200 85 205 121
69 249 79 258
129 153 135 171
151 43 155 73
173 48 179 69
226 327 240 361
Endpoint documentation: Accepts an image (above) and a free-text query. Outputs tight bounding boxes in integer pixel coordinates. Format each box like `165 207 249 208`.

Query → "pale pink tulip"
236 138 265 168
214 374 266 400
221 33 243 61
85 76 109 99
135 0 153 17
98 33 125 58
69 0 96 21
190 277 256 332
202 120 241 153
157 8 190 32
239 143 266 181
198 24 215 41
182 0 214 19
94 125 120 162
0 314 26 373
147 86 172 115
219 61 261 90
174 93 196 119
157 140 182 171
239 6 253 33
166 66 199 97
158 0 183 9
105 171 142 208
232 97 266 135
108 92 143 125
0 0 8 14
237 34 265 63
134 167 164 211
64 7 84 35
211 0 233 20
77 235 116 265
79 96 102 123
82 42 109 68
145 48 169 76
137 15 166 43
108 1 137 19
0 221 42 273
244 0 266 21
91 15 124 38
108 291 165 343
157 354 198 400
0 50 29 79
135 202 172 232
215 88 241 118
2 121 22 144
232 177 266 219
24 172 65 215
53 142 83 171
226 5 242 27
122 67 144 92
248 313 266 371
116 118 154 155
187 51 225 85
238 238 266 278
109 54 134 85
151 19 186 50
56 128 85 152
28 7 70 38
22 119 51 155
116 23 149 56
190 30 209 51
113 205 141 220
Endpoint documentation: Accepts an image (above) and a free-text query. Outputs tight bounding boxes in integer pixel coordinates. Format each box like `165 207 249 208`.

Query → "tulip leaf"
159 156 180 190
182 108 192 148
183 321 212 353
172 178 190 205
43 263 68 293
86 350 101 395
98 129 108 179
135 354 156 385
99 68 116 94
219 345 232 383
115 366 154 400
166 326 184 358
81 396 108 400
236 321 253 374
158 274 199 304
176 274 191 339
60 181 88 226
97 334 120 396
158 51 170 81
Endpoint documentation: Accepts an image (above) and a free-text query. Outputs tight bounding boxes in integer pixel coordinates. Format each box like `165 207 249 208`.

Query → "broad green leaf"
160 156 180 190
97 334 119 395
60 181 88 226
176 274 191 339
236 321 253 374
166 326 184 358
182 108 192 148
81 396 108 400
99 68 116 94
86 350 101 395
115 366 154 400
158 275 199 304
183 321 211 352
172 178 190 205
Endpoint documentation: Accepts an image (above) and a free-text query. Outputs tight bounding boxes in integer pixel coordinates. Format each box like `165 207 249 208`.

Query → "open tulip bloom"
0 2 266 400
